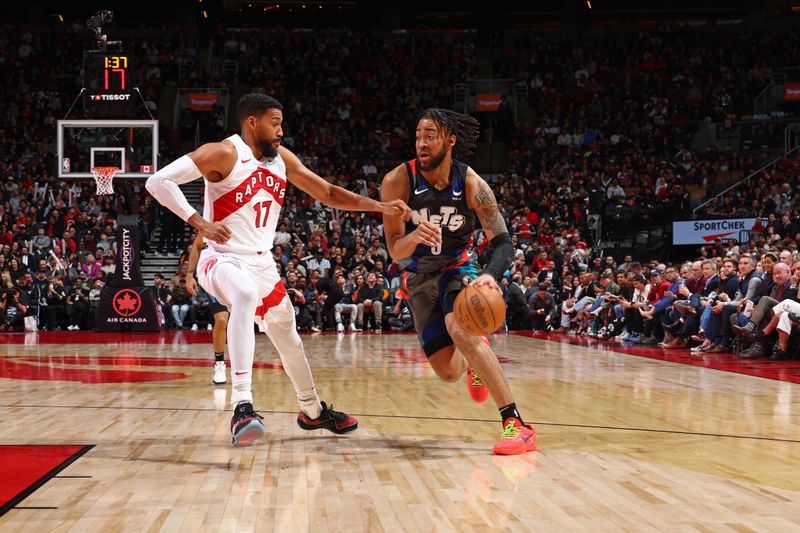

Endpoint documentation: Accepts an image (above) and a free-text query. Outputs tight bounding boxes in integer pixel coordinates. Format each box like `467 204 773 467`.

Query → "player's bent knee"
431 365 461 382
231 286 258 308
454 333 481 354
444 315 481 349
428 346 460 382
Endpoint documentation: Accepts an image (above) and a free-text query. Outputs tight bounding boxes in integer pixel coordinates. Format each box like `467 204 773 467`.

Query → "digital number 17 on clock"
103 56 127 90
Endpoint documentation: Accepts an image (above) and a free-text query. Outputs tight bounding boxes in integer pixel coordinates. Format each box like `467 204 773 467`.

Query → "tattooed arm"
468 171 508 240
467 170 515 282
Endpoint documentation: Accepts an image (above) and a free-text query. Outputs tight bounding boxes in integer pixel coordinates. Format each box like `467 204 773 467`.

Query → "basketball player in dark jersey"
186 232 230 385
381 108 536 455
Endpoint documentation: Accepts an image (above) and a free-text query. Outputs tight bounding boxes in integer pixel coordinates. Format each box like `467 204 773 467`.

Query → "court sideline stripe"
1 404 798 444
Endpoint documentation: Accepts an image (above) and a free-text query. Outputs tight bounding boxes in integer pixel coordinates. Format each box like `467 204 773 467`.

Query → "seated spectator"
333 273 359 332
0 287 28 332
31 226 52 260
506 273 533 331
66 273 91 331
171 280 192 329
734 261 793 358
388 289 414 332
152 274 172 326
356 272 384 332
189 286 213 331
43 275 68 331
286 271 316 332
529 281 557 332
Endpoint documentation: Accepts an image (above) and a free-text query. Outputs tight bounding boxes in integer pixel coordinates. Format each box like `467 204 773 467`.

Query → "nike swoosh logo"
521 434 532 443
234 371 249 376
414 188 427 195
241 158 251 164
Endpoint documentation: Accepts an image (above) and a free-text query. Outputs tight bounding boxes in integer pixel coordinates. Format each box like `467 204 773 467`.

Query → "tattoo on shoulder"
475 181 507 235
476 182 495 208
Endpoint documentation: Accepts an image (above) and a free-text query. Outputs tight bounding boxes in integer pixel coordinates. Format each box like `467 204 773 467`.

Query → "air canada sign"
672 218 763 245
96 215 161 331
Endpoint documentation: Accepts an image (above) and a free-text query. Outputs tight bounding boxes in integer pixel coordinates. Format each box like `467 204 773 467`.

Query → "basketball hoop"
91 166 119 195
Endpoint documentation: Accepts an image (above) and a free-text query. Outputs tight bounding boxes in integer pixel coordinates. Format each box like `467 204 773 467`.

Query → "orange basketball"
454 282 506 336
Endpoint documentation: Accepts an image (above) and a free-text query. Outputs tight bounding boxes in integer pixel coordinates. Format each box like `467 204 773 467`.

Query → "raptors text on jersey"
203 134 287 255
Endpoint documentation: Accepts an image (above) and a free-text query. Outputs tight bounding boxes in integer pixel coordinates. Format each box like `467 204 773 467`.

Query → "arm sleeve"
484 232 514 280
145 155 204 222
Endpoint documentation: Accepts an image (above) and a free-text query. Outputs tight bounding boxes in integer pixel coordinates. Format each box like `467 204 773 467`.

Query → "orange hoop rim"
91 166 120 177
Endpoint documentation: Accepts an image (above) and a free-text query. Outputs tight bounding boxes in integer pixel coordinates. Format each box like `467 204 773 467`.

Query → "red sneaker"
296 401 358 435
492 418 537 455
466 366 490 403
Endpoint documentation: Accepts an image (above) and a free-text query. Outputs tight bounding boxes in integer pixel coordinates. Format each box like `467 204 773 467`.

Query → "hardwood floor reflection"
0 331 798 531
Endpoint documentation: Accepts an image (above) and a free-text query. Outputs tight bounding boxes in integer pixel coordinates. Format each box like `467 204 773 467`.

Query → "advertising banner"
96 215 161 331
785 83 800 101
672 218 762 245
476 93 502 111
189 93 218 110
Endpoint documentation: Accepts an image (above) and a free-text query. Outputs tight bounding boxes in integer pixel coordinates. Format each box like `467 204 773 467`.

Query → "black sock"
499 403 523 425
214 352 225 362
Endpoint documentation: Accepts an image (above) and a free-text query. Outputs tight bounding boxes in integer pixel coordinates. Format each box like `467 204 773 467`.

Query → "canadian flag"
140 165 153 173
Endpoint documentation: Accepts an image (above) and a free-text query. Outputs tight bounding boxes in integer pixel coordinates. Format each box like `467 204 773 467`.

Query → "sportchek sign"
672 218 763 245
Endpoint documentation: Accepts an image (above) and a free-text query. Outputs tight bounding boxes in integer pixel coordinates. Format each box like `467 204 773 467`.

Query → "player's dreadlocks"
417 108 480 160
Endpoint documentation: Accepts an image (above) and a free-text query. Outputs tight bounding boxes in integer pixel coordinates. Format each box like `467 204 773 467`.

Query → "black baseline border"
0 444 94 517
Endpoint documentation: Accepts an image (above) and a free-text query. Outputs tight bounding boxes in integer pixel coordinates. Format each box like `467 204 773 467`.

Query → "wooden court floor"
1 330 799 532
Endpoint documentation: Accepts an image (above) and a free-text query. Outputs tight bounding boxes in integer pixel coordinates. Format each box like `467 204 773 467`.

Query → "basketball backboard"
57 119 158 179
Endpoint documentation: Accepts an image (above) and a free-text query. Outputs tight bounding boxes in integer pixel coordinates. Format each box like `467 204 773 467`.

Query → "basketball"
454 282 506 336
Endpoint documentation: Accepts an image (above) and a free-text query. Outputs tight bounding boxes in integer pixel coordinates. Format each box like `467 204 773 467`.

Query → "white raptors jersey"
203 134 287 255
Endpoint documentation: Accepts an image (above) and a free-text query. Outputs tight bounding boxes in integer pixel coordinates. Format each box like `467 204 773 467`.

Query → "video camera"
87 10 121 50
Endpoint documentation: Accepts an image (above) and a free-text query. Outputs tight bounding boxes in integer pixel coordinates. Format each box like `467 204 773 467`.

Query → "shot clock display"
83 50 137 118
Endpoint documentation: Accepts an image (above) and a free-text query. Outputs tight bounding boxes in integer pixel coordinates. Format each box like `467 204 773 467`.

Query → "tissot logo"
410 206 465 232
90 93 131 101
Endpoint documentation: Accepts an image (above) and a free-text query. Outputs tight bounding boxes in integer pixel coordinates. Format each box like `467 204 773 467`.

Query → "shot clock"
83 50 136 118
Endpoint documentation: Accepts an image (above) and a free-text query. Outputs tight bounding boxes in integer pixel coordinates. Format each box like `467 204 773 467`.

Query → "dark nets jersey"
400 158 476 274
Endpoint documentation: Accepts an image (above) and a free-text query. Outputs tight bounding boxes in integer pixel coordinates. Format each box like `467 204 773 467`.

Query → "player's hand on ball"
379 199 412 221
473 274 500 292
411 221 442 248
201 221 232 244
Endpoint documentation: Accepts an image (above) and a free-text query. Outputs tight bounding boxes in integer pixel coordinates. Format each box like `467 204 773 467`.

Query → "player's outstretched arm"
145 142 236 244
380 164 441 260
279 146 410 220
466 170 514 285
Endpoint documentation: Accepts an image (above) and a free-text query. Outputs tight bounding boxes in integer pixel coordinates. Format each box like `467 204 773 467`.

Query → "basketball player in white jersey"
147 93 410 446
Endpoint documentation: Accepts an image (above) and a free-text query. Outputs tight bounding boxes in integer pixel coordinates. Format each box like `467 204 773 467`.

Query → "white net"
91 166 119 195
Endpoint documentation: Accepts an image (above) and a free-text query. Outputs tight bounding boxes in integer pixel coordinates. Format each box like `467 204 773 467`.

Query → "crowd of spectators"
516 243 800 361
3 18 800 360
